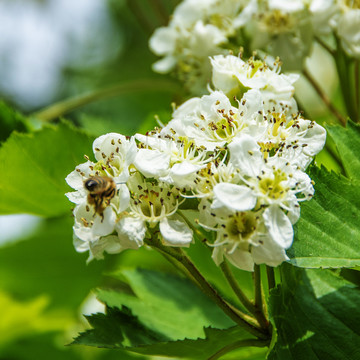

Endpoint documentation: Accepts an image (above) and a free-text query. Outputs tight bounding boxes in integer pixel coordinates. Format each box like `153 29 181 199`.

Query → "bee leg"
100 213 104 223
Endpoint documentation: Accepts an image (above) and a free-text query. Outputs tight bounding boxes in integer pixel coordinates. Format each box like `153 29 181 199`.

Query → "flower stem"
254 265 267 329
266 266 276 290
302 68 346 126
220 261 255 313
148 239 269 339
33 79 180 122
219 262 267 329
334 38 358 122
208 338 270 360
315 36 335 56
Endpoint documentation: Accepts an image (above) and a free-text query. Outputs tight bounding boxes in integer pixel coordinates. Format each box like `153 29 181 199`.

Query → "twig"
315 36 335 56
220 262 254 313
32 79 180 122
302 68 346 126
147 238 269 339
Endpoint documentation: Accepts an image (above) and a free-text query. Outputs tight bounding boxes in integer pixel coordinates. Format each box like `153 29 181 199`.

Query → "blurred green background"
0 0 343 359
0 1 182 359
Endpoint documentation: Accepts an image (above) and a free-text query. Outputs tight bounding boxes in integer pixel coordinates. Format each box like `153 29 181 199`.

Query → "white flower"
211 55 299 106
161 90 257 151
337 9 360 58
72 202 119 262
115 173 194 247
134 133 209 188
243 106 326 169
309 0 338 35
66 133 136 206
92 133 137 183
242 0 313 70
226 135 314 222
200 202 290 271
148 0 251 93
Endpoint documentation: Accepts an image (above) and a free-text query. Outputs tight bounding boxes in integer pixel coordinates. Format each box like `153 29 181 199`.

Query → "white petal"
212 183 257 212
263 206 293 249
152 56 177 73
73 204 116 242
134 149 170 178
211 55 244 94
135 134 170 152
211 245 225 266
116 216 146 248
225 248 255 272
149 27 177 55
169 161 203 187
73 233 90 254
252 236 289 267
88 235 123 261
117 184 130 213
93 133 126 161
91 206 116 237
65 190 87 205
65 161 94 190
124 136 138 166
241 89 263 117
159 215 193 247
301 122 326 157
172 97 201 119
228 135 263 177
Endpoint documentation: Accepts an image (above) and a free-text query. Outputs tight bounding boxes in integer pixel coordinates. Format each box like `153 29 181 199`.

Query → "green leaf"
288 166 360 268
0 121 94 216
97 268 234 341
1 331 146 360
268 264 360 360
326 121 360 181
74 306 168 348
0 101 31 142
128 326 268 359
0 291 71 350
74 306 267 359
0 216 105 310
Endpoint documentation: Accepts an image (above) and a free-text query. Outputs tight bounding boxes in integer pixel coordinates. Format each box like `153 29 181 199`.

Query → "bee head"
84 178 98 191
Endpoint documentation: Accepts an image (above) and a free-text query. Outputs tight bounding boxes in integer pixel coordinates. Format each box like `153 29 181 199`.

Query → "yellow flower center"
258 169 288 200
226 212 258 250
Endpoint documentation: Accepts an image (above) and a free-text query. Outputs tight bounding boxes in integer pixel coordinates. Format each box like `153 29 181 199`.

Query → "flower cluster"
149 0 359 93
66 54 326 271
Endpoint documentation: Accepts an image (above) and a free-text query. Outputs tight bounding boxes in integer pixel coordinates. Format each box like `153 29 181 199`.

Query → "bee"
84 176 116 222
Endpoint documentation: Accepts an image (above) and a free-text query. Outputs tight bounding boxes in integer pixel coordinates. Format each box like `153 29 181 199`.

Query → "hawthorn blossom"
160 90 262 151
211 55 299 110
201 203 290 271
66 47 326 270
134 133 209 188
116 172 193 247
197 134 314 270
149 0 250 93
334 1 360 58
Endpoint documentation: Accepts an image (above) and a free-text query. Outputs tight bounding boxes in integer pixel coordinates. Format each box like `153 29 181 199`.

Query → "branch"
147 238 269 339
302 68 346 126
33 79 180 122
